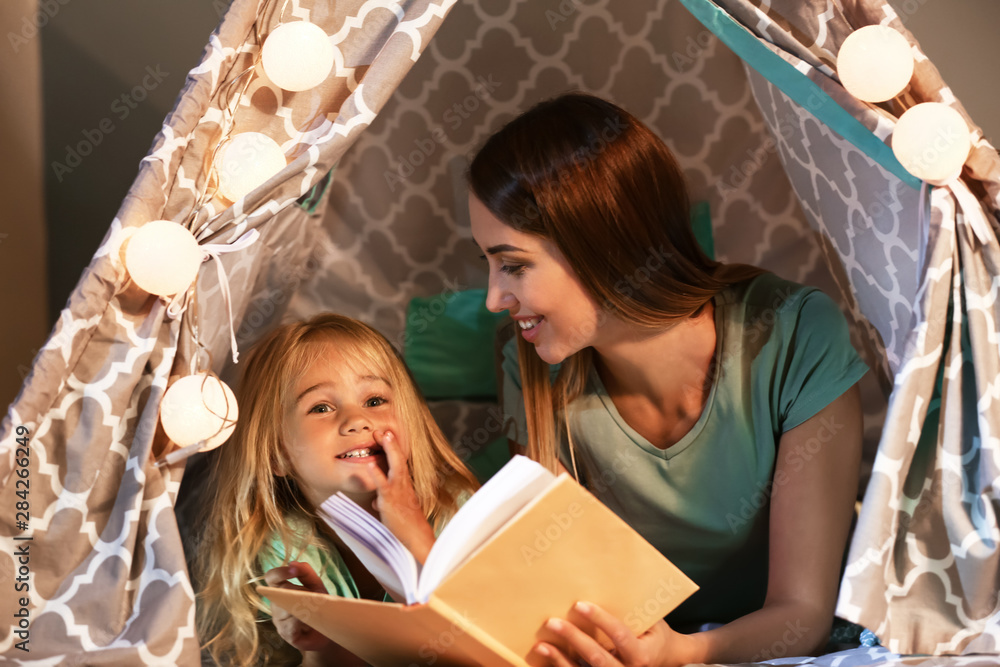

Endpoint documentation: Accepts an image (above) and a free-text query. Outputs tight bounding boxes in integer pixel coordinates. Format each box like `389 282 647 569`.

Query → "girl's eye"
499 263 526 276
365 396 388 408
308 403 332 414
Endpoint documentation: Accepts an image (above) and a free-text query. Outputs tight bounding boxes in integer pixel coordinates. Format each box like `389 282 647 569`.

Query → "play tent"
2 0 998 663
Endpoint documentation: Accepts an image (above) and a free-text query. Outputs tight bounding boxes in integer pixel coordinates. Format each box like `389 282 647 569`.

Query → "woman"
467 93 867 666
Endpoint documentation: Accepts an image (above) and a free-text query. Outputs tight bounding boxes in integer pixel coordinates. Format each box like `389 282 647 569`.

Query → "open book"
318 455 557 604
262 455 697 667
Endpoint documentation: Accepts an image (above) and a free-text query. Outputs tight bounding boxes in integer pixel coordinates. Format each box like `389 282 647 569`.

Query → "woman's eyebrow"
484 243 526 255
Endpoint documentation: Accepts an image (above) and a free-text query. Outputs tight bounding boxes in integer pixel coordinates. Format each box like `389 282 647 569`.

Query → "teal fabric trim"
295 165 337 213
691 200 715 260
677 0 921 190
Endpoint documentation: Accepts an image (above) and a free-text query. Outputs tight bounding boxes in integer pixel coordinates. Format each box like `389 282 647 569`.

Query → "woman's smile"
470 193 610 364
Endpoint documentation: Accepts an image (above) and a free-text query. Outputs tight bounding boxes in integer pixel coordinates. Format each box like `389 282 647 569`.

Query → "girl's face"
470 194 612 364
281 341 403 509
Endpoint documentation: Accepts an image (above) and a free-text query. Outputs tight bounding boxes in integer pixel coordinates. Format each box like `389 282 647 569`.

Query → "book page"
320 494 420 603
318 456 557 605
417 455 555 602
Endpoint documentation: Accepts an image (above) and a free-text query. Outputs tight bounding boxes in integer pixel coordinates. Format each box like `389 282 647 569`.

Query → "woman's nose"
484 277 513 313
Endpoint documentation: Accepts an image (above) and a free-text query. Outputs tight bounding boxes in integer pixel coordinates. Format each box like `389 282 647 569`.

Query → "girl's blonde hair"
196 313 479 666
468 93 766 472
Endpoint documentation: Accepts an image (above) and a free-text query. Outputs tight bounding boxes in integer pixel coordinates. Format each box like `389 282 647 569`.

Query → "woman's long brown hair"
468 92 765 472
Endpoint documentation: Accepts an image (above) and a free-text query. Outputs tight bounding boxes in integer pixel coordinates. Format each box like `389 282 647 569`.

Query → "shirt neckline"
588 294 726 460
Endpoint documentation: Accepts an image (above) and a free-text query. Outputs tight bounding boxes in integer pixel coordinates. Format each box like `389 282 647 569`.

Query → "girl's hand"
263 561 335 654
367 429 436 563
531 602 691 667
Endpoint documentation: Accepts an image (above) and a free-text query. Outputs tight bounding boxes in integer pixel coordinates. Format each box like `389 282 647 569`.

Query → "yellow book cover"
261 457 697 666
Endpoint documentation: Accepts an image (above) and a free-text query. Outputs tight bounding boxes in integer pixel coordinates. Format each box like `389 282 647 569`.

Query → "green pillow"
691 200 715 260
403 288 507 401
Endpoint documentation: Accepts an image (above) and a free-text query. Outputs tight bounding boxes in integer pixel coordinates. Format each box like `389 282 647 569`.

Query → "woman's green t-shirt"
500 273 869 626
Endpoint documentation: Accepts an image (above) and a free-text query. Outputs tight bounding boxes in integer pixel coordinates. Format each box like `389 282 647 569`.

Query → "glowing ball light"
838 25 914 103
125 220 202 296
261 21 334 92
216 132 286 202
160 373 238 450
892 103 971 185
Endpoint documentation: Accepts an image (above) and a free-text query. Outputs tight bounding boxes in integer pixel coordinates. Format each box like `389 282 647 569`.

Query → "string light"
160 373 238 449
124 220 202 296
261 21 334 92
892 103 971 185
838 25 914 103
216 132 287 203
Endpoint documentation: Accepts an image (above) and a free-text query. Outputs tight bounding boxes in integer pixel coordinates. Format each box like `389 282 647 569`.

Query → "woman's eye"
365 396 388 408
499 263 525 276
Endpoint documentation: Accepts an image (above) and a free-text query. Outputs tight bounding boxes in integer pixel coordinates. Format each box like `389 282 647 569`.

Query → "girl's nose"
339 408 372 434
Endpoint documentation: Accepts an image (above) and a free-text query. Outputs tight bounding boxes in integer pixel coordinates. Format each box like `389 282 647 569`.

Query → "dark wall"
42 0 223 324
887 0 1000 144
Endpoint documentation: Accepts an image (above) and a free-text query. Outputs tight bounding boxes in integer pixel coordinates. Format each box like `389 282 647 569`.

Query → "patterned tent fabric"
0 0 457 662
286 0 891 489
4 0 997 663
708 0 1000 655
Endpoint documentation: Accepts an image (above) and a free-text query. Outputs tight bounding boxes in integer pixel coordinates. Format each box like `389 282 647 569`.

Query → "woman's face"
469 193 611 364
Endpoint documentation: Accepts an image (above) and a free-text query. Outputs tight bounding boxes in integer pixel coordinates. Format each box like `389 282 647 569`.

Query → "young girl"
468 93 868 666
195 314 479 666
